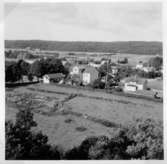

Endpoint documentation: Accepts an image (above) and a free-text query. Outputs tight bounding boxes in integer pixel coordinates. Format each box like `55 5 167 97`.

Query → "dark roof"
83 66 98 73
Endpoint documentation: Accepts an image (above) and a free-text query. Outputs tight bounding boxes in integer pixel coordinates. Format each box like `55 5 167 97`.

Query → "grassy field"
109 54 155 66
5 83 163 150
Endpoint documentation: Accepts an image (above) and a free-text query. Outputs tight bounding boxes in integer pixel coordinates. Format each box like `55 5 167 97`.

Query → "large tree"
5 62 22 82
30 58 68 77
148 56 163 70
17 59 30 75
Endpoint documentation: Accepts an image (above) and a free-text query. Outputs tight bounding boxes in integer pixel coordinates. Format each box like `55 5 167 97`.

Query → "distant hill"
5 40 162 55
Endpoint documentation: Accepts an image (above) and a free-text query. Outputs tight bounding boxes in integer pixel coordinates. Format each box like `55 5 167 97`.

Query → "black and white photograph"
3 0 164 160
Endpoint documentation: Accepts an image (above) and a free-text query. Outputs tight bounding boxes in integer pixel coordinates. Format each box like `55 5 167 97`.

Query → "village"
5 48 163 100
4 1 164 160
5 47 163 158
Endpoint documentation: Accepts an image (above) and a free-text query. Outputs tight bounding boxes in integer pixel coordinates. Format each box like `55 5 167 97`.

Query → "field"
5 84 163 150
109 53 156 66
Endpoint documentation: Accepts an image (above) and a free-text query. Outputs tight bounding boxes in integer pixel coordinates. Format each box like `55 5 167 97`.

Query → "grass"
5 83 163 150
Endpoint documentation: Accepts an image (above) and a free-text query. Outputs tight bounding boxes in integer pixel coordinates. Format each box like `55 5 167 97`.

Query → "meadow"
5 83 163 150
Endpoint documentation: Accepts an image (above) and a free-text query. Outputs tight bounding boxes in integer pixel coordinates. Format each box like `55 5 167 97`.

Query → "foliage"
30 58 68 77
17 60 30 75
5 96 60 160
64 118 163 160
117 65 135 79
136 70 162 79
5 94 163 160
125 118 163 159
98 62 112 77
148 56 163 69
5 61 22 82
5 60 30 82
75 126 87 132
92 79 105 89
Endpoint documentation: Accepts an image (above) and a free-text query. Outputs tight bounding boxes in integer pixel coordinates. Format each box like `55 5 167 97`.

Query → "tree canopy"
30 58 68 77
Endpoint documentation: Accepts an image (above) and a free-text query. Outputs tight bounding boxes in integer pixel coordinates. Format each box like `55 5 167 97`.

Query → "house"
89 62 101 68
142 66 155 73
70 65 85 75
136 62 144 70
82 66 99 85
43 73 65 84
32 76 38 82
122 76 148 92
21 75 29 83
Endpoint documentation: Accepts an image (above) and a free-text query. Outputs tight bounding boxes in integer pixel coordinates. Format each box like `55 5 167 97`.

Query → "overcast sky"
5 2 162 41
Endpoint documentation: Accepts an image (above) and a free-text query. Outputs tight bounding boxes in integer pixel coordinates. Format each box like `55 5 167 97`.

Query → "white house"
142 66 155 73
124 84 138 92
43 73 65 84
122 77 148 92
89 62 101 68
43 75 50 84
136 62 144 70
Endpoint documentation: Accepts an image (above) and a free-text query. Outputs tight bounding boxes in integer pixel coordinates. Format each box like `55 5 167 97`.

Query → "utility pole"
105 56 110 90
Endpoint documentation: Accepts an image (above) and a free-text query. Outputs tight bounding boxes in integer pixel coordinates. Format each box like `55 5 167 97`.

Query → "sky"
4 2 162 41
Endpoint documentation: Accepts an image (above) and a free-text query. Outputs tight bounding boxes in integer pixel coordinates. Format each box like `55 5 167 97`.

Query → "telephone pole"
105 56 110 90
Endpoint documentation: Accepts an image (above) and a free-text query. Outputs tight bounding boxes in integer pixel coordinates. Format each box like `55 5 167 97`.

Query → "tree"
30 60 43 77
64 118 163 160
5 62 22 82
17 60 30 75
126 118 163 159
5 94 60 160
30 58 68 77
92 79 105 89
148 56 163 70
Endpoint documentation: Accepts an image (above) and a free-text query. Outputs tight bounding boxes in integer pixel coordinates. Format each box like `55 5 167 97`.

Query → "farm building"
122 76 148 92
43 73 65 84
82 66 99 85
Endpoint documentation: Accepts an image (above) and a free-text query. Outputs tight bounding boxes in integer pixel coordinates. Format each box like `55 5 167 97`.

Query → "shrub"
64 118 163 160
5 96 60 160
64 118 73 123
92 79 105 89
75 126 87 132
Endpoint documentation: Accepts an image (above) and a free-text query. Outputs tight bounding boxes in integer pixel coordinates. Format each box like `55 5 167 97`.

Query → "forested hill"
5 40 162 55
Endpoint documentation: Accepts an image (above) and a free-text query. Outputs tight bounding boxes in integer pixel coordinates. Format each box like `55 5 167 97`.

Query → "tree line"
5 40 162 55
5 58 68 82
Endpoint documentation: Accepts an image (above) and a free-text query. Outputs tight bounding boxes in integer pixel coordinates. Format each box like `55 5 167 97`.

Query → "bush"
92 79 105 89
5 96 61 160
64 118 73 123
75 126 87 132
114 87 123 92
64 118 163 160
